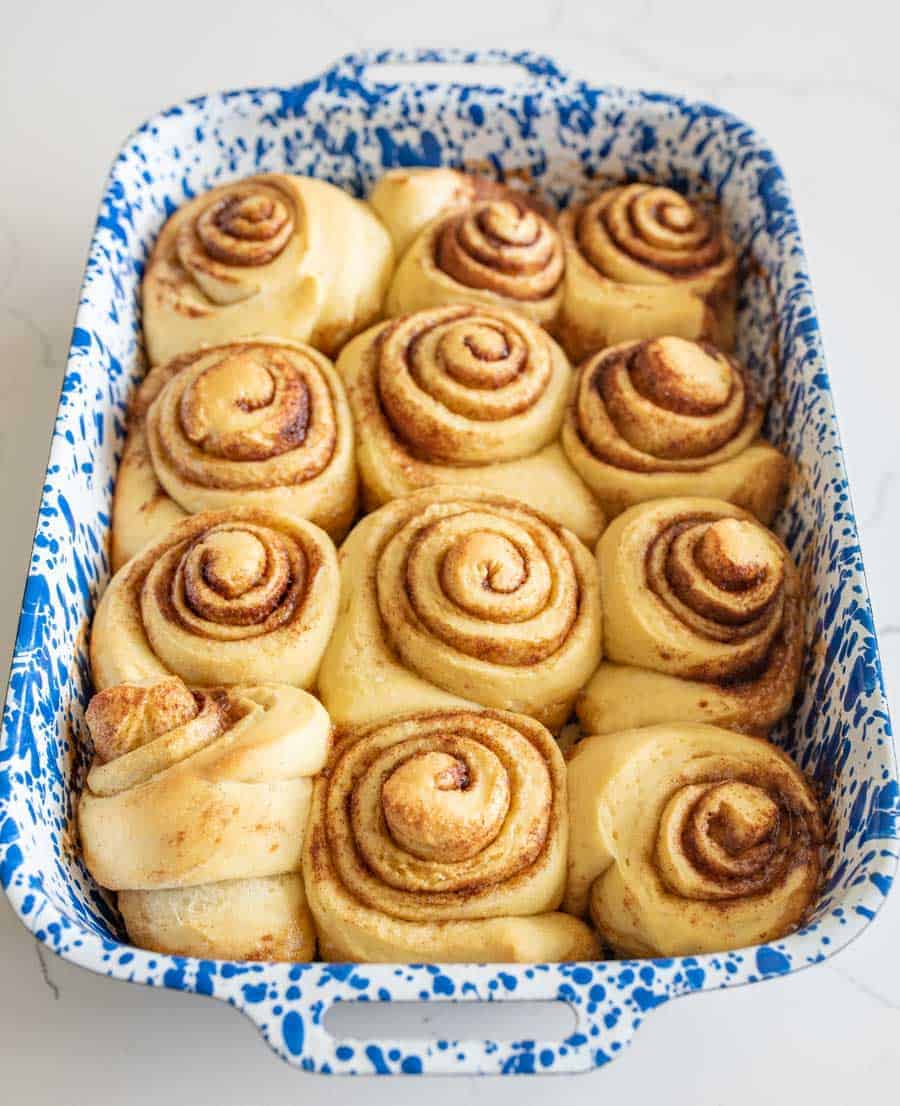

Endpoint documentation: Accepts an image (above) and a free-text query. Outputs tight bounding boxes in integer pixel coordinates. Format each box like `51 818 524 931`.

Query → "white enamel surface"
1 0 898 1101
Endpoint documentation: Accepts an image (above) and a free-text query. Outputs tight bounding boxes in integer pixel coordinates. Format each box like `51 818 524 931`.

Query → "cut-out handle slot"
363 61 541 89
325 998 577 1043
316 49 572 95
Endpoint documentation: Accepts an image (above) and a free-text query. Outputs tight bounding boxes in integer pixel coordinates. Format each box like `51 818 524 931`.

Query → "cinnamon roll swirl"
337 304 604 543
112 339 357 567
562 336 789 522
303 709 599 962
557 184 737 361
565 723 823 956
384 184 564 327
370 167 548 258
142 173 393 365
577 498 804 735
92 507 339 691
79 677 330 960
317 486 603 733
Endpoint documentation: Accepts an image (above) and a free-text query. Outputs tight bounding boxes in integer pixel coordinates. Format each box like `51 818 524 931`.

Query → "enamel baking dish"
1 49 897 1077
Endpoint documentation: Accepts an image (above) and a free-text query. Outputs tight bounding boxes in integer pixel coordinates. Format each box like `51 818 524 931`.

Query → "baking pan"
1 48 896 1076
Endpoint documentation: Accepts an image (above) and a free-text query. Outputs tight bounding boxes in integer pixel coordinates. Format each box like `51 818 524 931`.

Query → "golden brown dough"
119 876 314 961
561 336 789 522
303 709 599 962
370 167 548 257
79 678 331 960
557 184 737 362
565 723 823 956
142 173 393 364
317 486 603 733
112 338 357 567
383 180 564 326
337 304 604 544
91 507 339 691
577 497 804 735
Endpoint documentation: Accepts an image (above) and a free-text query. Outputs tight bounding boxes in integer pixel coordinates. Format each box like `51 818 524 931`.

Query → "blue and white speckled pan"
1 49 897 1076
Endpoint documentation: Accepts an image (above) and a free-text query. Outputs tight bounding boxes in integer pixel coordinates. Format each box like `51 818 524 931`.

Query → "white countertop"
2 1 898 1100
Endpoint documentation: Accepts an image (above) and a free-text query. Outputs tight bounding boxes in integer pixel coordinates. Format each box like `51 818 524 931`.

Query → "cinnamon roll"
303 709 599 962
577 498 803 735
384 185 564 327
370 167 548 258
317 486 603 733
142 173 393 365
557 184 737 362
79 677 330 960
112 339 357 567
565 723 823 956
91 507 339 691
337 304 604 544
562 336 789 523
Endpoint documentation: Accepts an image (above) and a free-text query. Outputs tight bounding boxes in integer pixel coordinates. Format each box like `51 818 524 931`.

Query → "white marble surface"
1 1 898 1100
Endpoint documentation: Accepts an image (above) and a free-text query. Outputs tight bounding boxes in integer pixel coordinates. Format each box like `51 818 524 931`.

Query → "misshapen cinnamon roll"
565 723 823 955
384 182 564 327
142 174 393 364
562 337 789 523
557 184 737 362
577 498 803 735
92 507 339 691
318 487 603 733
303 709 599 962
79 677 330 960
338 304 604 544
112 339 357 567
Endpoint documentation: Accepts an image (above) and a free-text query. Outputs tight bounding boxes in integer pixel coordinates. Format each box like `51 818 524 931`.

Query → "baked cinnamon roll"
565 723 823 956
562 336 789 522
79 677 330 960
317 486 603 733
112 338 357 567
92 507 339 691
557 184 737 361
370 167 548 257
303 709 599 962
337 304 604 544
383 177 564 327
577 498 803 735
142 173 393 364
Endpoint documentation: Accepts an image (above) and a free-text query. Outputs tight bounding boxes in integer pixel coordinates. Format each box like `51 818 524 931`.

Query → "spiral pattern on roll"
111 340 357 558
91 507 339 690
643 512 786 680
149 341 338 486
317 487 603 733
385 194 565 326
556 183 738 361
378 505 578 670
189 182 294 267
574 337 761 472
372 305 566 464
323 712 558 919
577 498 803 735
302 709 599 961
339 307 605 542
565 724 823 956
148 519 310 639
141 172 394 365
176 180 296 303
575 184 732 283
435 199 564 302
656 772 817 901
369 166 553 257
